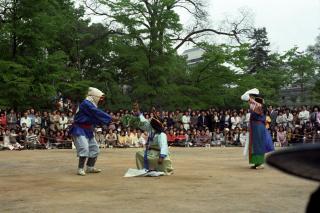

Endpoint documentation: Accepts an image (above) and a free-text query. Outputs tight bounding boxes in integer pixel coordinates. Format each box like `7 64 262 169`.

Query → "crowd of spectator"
0 102 320 151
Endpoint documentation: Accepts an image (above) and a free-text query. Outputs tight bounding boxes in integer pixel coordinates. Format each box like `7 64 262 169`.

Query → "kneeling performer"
134 104 173 175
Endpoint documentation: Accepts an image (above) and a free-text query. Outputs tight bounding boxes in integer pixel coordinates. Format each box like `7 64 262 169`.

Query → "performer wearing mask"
133 103 173 175
70 87 113 176
241 88 274 169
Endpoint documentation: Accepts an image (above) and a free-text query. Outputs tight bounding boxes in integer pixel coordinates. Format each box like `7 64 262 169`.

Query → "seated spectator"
3 129 14 150
25 129 39 149
277 126 287 147
9 129 24 150
174 129 187 146
212 128 224 146
291 128 303 145
117 130 129 148
55 131 65 148
136 129 146 147
38 128 48 149
239 128 248 147
21 122 29 132
232 128 241 146
106 129 117 147
224 129 234 146
166 128 176 146
286 127 293 145
128 128 139 147
205 128 212 139
304 128 313 143
95 128 106 148
47 130 56 149
194 129 211 147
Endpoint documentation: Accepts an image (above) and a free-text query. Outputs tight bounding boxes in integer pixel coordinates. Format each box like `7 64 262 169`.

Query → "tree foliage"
0 0 319 110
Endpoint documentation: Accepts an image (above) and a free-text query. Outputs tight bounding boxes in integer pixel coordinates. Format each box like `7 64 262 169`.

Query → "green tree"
285 48 318 95
248 27 271 73
0 0 92 109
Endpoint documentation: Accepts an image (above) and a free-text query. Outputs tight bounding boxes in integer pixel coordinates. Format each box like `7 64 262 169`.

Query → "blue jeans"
73 136 99 158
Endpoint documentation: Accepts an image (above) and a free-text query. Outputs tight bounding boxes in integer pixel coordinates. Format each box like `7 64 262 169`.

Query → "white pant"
73 136 99 158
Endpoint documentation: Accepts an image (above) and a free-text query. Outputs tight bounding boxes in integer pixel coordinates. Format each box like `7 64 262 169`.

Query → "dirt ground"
0 147 317 213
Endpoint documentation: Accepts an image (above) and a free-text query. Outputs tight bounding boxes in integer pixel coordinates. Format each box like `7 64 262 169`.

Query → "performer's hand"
158 157 164 164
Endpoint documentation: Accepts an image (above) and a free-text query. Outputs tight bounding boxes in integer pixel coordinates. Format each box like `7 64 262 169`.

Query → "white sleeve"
139 114 153 134
241 93 250 101
158 133 169 157
241 88 259 101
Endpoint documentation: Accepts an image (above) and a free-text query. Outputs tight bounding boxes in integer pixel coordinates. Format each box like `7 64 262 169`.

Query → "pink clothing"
277 131 287 146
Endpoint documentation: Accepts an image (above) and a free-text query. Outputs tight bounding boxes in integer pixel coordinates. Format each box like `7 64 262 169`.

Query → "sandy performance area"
0 147 317 213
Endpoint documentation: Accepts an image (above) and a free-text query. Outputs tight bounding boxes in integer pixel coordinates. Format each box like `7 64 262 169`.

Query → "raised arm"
249 98 263 115
138 114 153 134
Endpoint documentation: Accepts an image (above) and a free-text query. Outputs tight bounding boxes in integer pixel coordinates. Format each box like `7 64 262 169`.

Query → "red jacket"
167 133 176 143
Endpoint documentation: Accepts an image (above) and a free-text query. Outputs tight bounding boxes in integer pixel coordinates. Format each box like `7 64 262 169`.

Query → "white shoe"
86 167 102 173
77 169 86 176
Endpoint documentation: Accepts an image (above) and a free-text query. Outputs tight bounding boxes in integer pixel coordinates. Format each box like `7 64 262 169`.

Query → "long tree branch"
174 28 241 50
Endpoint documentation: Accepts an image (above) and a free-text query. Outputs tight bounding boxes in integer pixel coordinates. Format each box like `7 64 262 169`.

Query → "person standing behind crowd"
276 111 285 127
190 111 198 129
41 111 50 130
283 108 293 128
299 106 310 126
230 112 240 130
34 112 42 130
268 106 278 130
244 109 251 129
28 109 36 128
7 109 17 130
310 106 319 129
66 111 74 129
59 112 68 130
197 111 209 129
20 112 31 129
181 111 191 131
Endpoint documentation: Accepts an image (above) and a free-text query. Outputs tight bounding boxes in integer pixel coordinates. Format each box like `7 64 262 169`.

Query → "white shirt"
239 132 248 146
298 110 310 123
20 117 32 128
59 117 68 130
181 115 190 130
231 116 241 129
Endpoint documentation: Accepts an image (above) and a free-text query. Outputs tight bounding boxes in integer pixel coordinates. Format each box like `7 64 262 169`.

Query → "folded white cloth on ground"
124 169 165 177
124 168 148 177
